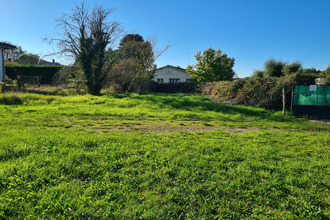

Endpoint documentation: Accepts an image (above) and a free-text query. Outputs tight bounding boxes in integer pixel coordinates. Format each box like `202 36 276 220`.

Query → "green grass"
0 92 329 219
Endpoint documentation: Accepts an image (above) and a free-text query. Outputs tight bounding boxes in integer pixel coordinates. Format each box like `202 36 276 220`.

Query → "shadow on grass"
0 95 23 105
125 93 294 122
4 86 87 96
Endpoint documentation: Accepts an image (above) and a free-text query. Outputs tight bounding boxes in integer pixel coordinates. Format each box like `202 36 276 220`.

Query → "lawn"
0 92 329 219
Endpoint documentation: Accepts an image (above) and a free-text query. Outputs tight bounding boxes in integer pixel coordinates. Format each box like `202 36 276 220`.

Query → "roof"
38 59 61 66
0 42 16 49
156 65 186 72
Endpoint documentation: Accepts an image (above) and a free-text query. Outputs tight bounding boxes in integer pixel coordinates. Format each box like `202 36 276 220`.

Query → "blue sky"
1 0 330 77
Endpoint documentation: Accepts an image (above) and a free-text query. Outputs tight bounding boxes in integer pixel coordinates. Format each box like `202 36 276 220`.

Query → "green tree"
264 58 287 77
119 34 144 47
16 53 40 65
3 44 24 62
319 66 330 78
282 62 302 76
114 34 155 93
187 48 235 82
50 2 121 95
302 68 321 75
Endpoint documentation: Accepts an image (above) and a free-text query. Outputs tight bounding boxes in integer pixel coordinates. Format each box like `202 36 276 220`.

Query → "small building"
153 65 193 83
0 42 16 83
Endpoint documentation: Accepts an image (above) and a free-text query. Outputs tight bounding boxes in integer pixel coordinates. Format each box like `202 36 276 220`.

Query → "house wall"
153 67 192 83
0 49 4 82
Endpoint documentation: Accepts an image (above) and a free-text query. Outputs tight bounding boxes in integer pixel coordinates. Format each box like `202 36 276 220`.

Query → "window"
157 78 164 83
165 70 173 75
169 78 180 83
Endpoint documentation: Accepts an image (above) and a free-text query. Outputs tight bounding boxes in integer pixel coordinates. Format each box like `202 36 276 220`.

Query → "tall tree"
112 34 155 93
16 53 40 65
119 34 144 47
282 62 302 76
264 58 287 77
187 48 235 82
50 2 121 95
3 44 24 62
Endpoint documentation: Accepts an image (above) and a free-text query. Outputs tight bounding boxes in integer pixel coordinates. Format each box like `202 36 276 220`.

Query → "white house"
153 65 193 83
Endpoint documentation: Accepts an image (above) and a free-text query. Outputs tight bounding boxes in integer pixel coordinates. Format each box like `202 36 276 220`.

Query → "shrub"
53 65 86 89
264 58 287 77
200 76 295 109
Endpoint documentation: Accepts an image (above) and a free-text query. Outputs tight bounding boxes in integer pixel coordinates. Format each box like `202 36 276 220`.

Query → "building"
0 42 16 83
153 65 193 83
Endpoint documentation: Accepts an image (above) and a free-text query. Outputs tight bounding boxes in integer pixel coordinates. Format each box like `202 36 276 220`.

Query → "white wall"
153 66 192 83
0 49 4 82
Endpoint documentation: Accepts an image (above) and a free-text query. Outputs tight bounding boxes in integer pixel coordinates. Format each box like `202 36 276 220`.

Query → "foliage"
16 53 40 65
3 43 41 65
319 66 330 78
187 48 235 82
200 76 294 109
282 62 302 76
119 34 151 60
3 44 24 62
5 65 62 84
51 2 121 95
285 71 320 85
4 61 18 65
108 59 139 92
264 58 287 77
119 34 144 46
0 82 3 94
0 93 329 219
252 70 264 77
53 64 86 89
302 68 321 75
111 34 155 94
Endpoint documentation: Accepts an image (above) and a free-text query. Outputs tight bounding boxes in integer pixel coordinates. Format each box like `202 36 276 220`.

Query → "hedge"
5 65 62 84
150 82 199 93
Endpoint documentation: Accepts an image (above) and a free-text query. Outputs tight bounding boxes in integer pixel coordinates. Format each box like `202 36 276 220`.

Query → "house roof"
38 59 61 66
156 65 186 72
0 42 16 49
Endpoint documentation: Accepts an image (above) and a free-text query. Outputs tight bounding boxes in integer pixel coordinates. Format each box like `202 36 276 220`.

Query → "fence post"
282 88 286 114
290 86 294 114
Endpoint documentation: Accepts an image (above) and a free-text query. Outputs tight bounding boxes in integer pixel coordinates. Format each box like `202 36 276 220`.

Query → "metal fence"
293 85 330 106
292 85 330 116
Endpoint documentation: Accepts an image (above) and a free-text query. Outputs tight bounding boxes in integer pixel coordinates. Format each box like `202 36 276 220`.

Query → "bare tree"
49 2 121 95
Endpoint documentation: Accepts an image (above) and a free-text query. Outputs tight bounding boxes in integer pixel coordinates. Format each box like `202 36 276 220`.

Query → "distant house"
38 59 61 66
153 65 193 83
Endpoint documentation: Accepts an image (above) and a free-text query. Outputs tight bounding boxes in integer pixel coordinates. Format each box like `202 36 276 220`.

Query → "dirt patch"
105 124 259 134
309 120 330 126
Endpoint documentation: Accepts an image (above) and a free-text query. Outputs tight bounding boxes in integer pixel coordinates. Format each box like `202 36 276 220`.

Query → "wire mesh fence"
293 85 330 106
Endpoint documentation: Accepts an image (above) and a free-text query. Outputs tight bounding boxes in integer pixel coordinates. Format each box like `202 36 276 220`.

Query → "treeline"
252 58 329 78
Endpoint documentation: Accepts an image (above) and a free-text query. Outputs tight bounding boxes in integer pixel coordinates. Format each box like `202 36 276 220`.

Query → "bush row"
5 65 62 84
199 73 320 110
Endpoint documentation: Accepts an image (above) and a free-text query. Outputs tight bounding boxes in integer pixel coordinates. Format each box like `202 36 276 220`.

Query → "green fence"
293 85 330 106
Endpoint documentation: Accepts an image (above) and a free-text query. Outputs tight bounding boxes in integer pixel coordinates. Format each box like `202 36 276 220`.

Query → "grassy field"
0 92 329 219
